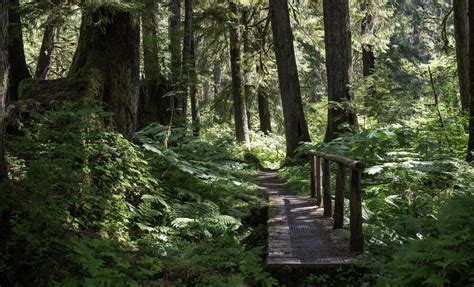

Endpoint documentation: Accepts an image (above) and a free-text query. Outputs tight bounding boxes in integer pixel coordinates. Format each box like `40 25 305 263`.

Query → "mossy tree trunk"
0 0 8 181
270 0 310 157
7 0 30 103
229 1 250 145
69 6 140 139
19 6 140 139
323 0 357 142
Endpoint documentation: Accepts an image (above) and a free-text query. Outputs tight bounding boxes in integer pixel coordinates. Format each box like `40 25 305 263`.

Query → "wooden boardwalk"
258 171 359 267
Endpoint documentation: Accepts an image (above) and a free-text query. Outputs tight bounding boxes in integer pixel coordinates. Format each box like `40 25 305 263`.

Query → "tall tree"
454 0 470 111
190 36 200 136
269 0 310 157
141 0 173 127
182 0 193 121
467 0 474 162
68 6 140 138
323 0 357 142
228 1 250 145
0 0 8 181
7 0 31 102
361 0 375 78
257 84 272 134
242 7 252 130
35 1 61 80
169 0 182 121
213 61 222 99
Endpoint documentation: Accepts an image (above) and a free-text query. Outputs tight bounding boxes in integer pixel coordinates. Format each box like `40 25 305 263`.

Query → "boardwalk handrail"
309 150 364 253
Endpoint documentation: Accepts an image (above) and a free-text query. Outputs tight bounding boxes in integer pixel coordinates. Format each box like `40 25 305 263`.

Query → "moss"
17 78 37 100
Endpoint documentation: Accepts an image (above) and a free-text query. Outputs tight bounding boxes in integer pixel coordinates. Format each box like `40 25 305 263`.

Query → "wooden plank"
259 172 359 267
333 163 345 229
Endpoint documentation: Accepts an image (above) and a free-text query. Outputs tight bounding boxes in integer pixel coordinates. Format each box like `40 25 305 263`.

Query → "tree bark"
229 2 250 145
190 28 200 136
202 79 210 104
182 0 193 122
140 0 173 128
361 0 375 78
35 15 59 80
213 61 222 99
243 7 252 130
7 0 30 103
67 6 140 138
323 0 357 142
169 0 182 120
454 0 470 111
257 84 272 134
0 0 9 181
467 1 474 162
269 0 310 157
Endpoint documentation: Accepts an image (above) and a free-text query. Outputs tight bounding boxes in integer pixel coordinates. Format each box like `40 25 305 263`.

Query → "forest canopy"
0 0 473 286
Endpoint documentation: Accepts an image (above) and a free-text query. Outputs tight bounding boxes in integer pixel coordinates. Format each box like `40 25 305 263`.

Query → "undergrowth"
280 123 474 286
0 100 277 286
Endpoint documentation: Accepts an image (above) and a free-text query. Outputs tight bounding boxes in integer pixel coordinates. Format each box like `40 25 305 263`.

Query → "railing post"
316 156 322 206
322 159 332 217
333 163 345 229
310 155 316 198
350 169 363 253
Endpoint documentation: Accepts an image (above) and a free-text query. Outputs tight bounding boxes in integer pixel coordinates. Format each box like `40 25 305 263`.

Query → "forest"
0 0 473 286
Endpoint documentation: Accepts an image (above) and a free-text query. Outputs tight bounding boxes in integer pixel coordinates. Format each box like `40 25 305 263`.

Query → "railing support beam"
310 155 316 199
322 159 331 217
350 169 363 253
333 163 345 229
316 156 322 206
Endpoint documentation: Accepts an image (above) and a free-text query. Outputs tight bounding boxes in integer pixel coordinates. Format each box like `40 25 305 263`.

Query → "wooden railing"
309 150 364 253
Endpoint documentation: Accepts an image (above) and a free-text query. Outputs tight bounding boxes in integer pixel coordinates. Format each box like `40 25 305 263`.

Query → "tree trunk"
269 0 310 157
467 1 474 162
203 79 210 104
190 24 200 136
361 0 375 78
35 16 59 80
0 0 9 181
243 7 252 130
214 61 222 99
182 0 193 122
68 6 140 138
169 0 182 120
323 0 357 142
7 0 31 103
190 40 200 136
229 2 250 145
257 85 272 134
141 0 173 127
454 0 470 111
